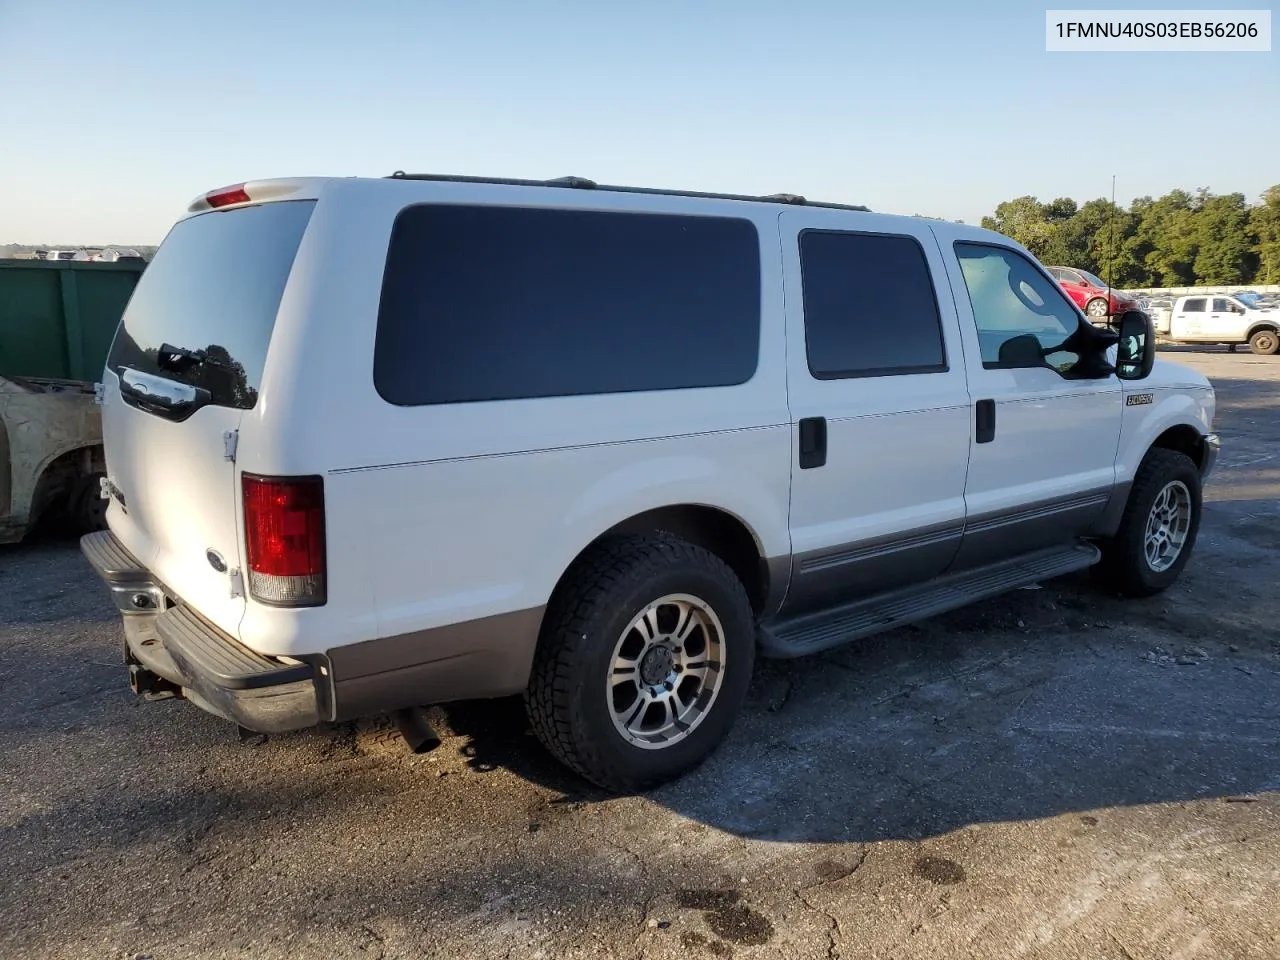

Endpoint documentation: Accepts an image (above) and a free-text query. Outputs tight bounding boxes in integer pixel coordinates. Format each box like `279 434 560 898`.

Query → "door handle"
798 416 827 469
975 399 996 444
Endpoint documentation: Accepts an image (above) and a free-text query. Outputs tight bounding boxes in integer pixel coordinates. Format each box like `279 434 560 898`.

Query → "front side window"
1080 270 1108 289
1212 298 1238 313
373 205 760 405
798 230 946 379
1182 298 1206 313
954 242 1083 374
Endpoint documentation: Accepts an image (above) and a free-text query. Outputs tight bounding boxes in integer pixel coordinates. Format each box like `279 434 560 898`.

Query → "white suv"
82 173 1220 791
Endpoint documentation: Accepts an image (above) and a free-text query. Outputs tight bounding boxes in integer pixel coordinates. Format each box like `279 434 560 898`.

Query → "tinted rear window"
1182 298 1206 312
107 200 315 410
373 204 760 405
799 230 946 378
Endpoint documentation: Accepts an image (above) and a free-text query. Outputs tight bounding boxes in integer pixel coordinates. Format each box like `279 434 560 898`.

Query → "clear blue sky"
1 0 1275 243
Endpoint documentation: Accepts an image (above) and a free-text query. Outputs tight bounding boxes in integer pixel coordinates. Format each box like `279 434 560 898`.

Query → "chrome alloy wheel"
1144 480 1192 573
607 594 726 750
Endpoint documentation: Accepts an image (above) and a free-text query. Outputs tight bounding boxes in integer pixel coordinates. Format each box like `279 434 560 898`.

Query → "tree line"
980 185 1280 287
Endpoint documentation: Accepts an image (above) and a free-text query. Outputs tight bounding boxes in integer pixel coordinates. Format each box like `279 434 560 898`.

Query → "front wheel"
525 533 755 793
1249 329 1279 356
1086 298 1110 320
1094 448 1202 597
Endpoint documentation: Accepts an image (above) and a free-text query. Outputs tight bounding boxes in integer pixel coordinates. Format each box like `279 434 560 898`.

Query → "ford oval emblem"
206 549 227 573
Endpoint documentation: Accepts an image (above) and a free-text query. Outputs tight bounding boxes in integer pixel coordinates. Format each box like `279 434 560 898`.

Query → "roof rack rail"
385 171 870 212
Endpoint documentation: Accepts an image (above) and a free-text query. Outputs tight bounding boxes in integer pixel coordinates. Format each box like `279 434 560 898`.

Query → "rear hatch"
101 197 315 638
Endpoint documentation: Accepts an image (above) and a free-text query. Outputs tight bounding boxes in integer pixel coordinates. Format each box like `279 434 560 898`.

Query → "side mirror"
1116 310 1155 380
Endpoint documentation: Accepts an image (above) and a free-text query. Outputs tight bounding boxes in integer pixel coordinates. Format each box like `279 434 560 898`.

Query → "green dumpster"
0 258 145 541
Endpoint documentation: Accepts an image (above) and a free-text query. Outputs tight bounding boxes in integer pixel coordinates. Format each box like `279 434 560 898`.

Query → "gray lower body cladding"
323 607 544 723
780 485 1124 620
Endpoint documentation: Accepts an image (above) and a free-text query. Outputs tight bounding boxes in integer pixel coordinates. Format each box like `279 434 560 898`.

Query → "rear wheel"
525 533 755 793
1249 329 1279 356
1094 448 1201 597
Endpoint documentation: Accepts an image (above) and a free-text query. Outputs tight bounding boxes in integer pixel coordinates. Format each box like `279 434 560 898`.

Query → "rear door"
101 199 315 637
1171 297 1207 339
779 210 973 615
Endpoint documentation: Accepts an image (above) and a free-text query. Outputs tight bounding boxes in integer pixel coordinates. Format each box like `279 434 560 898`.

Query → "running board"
758 542 1100 659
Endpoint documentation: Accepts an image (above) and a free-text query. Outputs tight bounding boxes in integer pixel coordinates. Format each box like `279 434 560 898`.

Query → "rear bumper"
80 530 319 733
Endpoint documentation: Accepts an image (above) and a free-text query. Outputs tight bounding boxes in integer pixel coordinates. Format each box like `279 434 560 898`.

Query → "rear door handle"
798 416 827 469
975 399 996 444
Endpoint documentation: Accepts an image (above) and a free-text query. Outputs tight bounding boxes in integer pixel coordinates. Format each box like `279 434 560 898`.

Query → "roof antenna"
1105 174 1116 325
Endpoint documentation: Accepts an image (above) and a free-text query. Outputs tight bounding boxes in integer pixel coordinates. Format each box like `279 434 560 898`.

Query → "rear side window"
1182 298 1206 313
108 201 315 410
373 205 760 405
799 230 946 379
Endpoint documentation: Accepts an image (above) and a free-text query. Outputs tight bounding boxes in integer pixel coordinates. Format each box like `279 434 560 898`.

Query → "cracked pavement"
2 348 1279 959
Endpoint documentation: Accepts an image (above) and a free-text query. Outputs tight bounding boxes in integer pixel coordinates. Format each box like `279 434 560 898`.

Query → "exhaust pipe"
128 664 182 701
393 707 441 754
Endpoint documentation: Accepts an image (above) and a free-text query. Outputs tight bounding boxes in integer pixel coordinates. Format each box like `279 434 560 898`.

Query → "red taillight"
206 184 251 208
242 474 326 606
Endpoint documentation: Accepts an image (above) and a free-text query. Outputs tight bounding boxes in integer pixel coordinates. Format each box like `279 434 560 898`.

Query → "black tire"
1094 448 1201 597
525 533 755 793
1086 298 1110 320
1249 329 1279 356
72 473 108 533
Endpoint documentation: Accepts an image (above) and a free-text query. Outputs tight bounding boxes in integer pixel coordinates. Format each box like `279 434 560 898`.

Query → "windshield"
107 200 315 411
1080 270 1108 288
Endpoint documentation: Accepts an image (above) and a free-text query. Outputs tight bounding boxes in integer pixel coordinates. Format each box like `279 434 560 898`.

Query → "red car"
1045 265 1139 321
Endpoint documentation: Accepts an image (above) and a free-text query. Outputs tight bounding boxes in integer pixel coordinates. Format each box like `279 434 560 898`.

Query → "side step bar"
759 542 1100 658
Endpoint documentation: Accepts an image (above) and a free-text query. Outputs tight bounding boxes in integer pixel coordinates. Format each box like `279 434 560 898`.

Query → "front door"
780 210 974 616
1206 297 1244 340
939 240 1124 570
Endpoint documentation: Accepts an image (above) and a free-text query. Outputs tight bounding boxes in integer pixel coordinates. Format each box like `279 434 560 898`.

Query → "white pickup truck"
1159 294 1279 355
